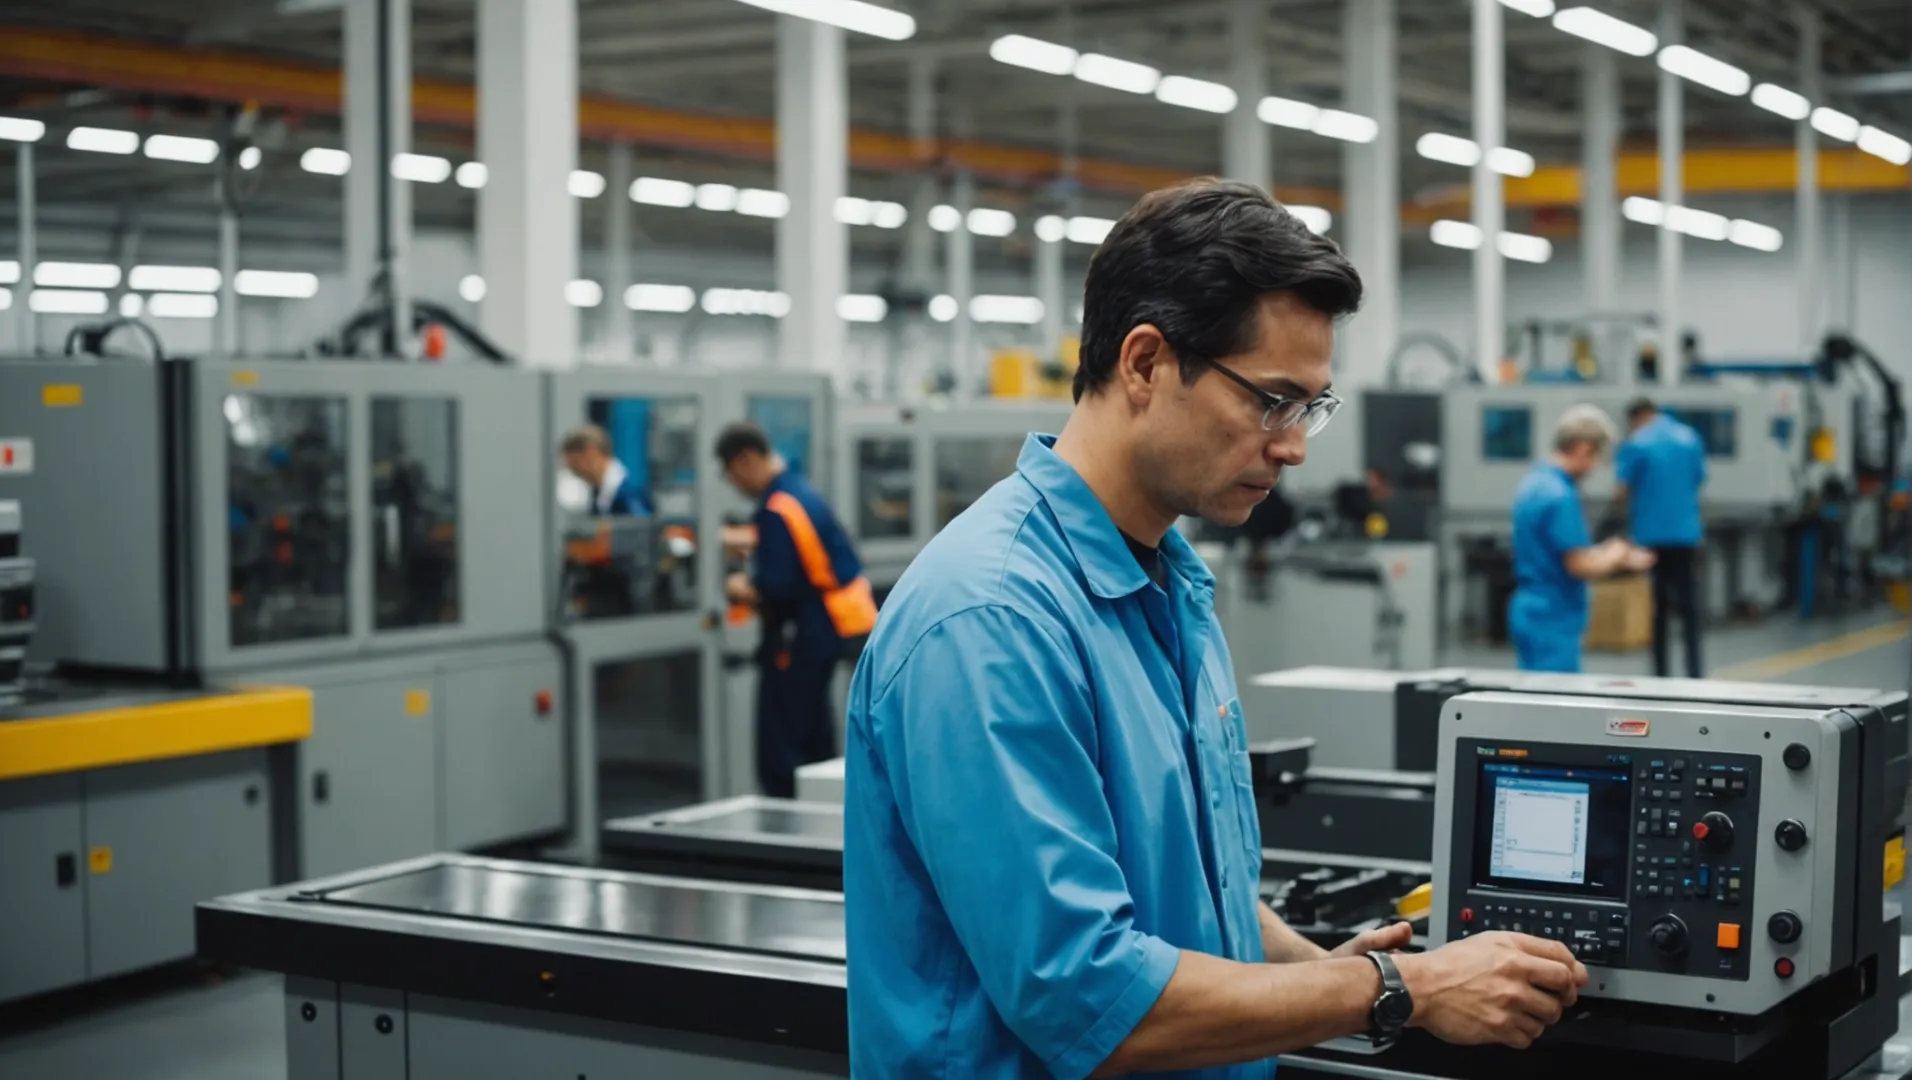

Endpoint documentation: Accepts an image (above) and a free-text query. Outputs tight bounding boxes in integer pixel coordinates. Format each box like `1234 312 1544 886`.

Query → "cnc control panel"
1430 691 1860 1016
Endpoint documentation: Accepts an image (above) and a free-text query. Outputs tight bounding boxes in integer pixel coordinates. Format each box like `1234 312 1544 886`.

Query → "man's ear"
1117 324 1169 406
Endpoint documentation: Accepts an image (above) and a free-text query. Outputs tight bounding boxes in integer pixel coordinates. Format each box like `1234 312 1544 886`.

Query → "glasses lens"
1303 396 1341 437
1264 400 1307 432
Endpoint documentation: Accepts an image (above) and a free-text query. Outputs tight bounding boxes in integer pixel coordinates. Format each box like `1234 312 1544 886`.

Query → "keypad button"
1652 788 1666 799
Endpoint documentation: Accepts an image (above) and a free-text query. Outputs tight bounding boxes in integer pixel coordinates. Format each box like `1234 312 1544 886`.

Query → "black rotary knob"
1695 811 1735 849
1649 915 1690 957
1784 743 1812 771
1776 819 1809 851
1769 911 1803 944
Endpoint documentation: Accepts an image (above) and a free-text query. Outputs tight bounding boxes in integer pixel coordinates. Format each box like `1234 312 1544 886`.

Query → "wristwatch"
1364 951 1414 1048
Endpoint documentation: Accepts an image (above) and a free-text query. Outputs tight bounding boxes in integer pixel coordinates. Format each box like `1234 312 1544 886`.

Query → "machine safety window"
371 397 461 631
856 437 915 540
224 394 350 648
934 437 1023 528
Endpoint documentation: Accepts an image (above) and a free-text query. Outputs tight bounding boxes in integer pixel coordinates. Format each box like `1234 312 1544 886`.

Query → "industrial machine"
0 499 32 705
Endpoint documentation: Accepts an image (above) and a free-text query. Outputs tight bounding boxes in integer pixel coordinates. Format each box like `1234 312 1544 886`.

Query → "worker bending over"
716 422 874 798
1510 405 1656 673
1616 398 1707 677
846 179 1587 1080
559 424 652 516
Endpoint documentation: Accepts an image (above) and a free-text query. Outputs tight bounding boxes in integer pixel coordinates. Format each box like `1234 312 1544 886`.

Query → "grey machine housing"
1430 690 1893 1022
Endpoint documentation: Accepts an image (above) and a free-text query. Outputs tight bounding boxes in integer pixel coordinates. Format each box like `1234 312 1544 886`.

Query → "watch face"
1377 989 1414 1029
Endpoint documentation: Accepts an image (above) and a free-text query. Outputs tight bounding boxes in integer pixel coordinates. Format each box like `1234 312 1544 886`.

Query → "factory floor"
2 610 1907 1079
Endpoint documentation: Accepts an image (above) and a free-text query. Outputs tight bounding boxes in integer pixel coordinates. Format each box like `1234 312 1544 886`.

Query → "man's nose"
1268 423 1307 467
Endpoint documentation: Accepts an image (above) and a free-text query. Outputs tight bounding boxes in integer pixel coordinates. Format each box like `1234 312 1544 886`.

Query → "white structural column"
477 0 578 367
776 15 849 376
218 176 240 353
1795 4 1822 353
1471 0 1505 382
345 0 412 352
1344 0 1399 388
1581 42 1622 384
901 57 939 293
1657 0 1684 385
603 140 635 361
1223 0 1272 190
1036 226 1064 360
949 168 977 394
15 144 34 352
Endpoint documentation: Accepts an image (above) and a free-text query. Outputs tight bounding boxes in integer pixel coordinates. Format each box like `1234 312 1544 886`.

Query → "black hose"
313 296 514 365
62 318 166 361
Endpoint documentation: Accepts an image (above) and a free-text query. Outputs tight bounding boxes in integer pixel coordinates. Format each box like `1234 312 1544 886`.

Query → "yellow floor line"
1710 619 1911 681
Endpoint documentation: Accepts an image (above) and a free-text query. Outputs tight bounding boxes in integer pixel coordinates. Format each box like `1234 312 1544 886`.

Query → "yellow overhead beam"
1423 147 1910 211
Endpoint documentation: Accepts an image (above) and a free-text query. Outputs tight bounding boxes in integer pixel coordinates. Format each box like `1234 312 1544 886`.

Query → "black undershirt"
1122 531 1168 591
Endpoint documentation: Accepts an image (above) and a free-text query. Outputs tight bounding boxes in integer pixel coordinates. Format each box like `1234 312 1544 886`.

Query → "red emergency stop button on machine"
1692 821 1711 841
1460 907 1474 924
1775 957 1795 979
534 689 553 716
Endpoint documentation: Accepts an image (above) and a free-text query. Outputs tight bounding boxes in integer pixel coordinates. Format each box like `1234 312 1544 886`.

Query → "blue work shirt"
1510 462 1592 639
754 470 863 663
845 434 1270 1080
1617 413 1706 547
591 460 653 517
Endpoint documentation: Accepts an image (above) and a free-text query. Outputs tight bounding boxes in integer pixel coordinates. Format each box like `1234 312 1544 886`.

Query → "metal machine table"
603 795 845 892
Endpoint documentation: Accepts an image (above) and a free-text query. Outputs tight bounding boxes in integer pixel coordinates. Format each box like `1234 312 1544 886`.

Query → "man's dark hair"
714 421 772 465
1074 177 1363 402
1627 397 1658 421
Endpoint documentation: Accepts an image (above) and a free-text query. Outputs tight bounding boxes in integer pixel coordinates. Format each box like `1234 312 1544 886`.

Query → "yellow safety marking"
0 687 312 781
1710 620 1910 682
1888 836 1906 892
41 383 82 407
230 370 259 387
89 846 113 875
405 689 431 717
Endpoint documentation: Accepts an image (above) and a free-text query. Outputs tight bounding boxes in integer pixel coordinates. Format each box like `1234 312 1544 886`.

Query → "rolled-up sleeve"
868 604 1180 1080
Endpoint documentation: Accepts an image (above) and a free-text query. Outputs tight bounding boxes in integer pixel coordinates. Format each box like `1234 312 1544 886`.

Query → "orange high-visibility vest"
765 490 878 639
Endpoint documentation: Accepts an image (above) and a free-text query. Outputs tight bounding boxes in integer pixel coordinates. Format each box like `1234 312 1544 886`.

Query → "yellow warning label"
1887 835 1905 891
1365 513 1390 540
230 370 260 387
405 689 431 717
89 846 113 875
42 384 83 407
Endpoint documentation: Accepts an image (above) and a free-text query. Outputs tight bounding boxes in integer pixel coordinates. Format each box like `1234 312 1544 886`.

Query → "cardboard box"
1585 573 1652 651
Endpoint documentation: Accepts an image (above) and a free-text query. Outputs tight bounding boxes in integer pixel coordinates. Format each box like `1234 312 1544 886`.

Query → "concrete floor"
2 610 1907 1079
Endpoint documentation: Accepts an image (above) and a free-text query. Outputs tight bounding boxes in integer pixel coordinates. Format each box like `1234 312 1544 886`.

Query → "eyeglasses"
1204 359 1343 436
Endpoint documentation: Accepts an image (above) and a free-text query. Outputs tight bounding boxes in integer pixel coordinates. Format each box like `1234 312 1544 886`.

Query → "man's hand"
1394 932 1587 1049
1621 545 1658 572
1328 921 1414 960
725 572 759 606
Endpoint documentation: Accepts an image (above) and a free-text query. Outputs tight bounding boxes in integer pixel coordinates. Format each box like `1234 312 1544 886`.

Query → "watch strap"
1365 951 1410 1045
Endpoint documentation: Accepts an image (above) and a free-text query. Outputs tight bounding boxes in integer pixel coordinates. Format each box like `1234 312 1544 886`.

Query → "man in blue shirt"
560 424 653 516
1510 405 1657 673
1616 399 1708 676
846 179 1586 1080
717 422 876 798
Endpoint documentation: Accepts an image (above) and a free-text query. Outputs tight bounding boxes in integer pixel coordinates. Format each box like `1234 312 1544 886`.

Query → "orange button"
1717 923 1741 950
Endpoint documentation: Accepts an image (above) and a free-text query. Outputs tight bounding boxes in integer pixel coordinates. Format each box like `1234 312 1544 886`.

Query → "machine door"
0 773 87 1002
924 402 1071 529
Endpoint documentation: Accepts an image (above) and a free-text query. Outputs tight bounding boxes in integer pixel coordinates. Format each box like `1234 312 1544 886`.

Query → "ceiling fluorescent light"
736 188 790 218
1750 83 1810 121
1497 232 1553 263
1073 53 1161 95
1313 109 1378 143
632 177 695 207
928 205 962 233
565 280 604 308
144 134 220 164
1656 45 1750 97
67 127 139 155
235 270 320 298
1289 206 1333 234
391 153 451 183
147 292 218 319
1156 75 1238 114
459 275 486 303
1727 219 1784 252
966 207 1017 237
1810 106 1860 142
1499 0 1555 15
1066 216 1116 245
837 295 888 323
0 116 46 142
731 0 914 41
871 201 908 229
1664 205 1730 241
0 261 18 285
695 183 740 212
35 262 121 289
1857 125 1912 167
118 293 140 318
300 148 351 175
456 162 488 189
927 295 958 322
569 170 606 198
1551 7 1657 57
834 196 876 226
1258 96 1321 130
1429 220 1485 250
1487 147 1537 177
627 284 697 313
971 295 1045 325
1622 196 1665 225
129 265 220 293
1417 133 1482 167
238 146 262 170
1035 215 1068 243
29 289 109 315
989 34 1077 76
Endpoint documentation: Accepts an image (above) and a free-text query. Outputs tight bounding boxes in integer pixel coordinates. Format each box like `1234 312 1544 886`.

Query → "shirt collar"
758 468 793 507
595 458 629 511
1016 433 1216 602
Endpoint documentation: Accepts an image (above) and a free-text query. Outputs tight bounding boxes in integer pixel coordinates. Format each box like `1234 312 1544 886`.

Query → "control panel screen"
1475 761 1631 899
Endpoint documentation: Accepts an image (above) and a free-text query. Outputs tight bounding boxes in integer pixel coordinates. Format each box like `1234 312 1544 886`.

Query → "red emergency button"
534 689 553 716
1460 907 1475 924
1775 957 1795 979
1692 821 1711 841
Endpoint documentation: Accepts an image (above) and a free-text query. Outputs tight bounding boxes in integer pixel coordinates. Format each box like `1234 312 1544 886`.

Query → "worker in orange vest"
716 421 877 798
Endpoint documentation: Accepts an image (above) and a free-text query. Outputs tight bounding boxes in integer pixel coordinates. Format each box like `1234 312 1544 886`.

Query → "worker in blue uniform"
844 179 1586 1080
559 424 653 516
1510 405 1657 673
1616 399 1708 676
716 422 875 798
